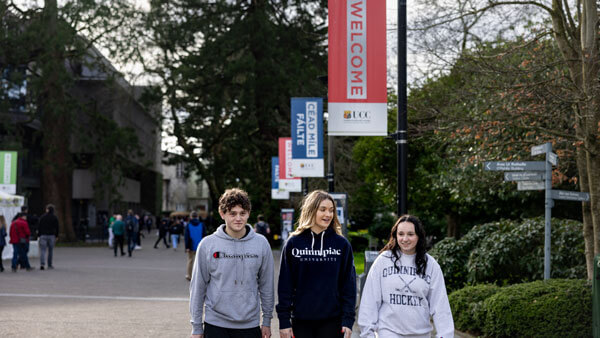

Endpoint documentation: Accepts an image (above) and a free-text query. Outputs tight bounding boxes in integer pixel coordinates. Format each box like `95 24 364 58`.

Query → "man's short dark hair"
218 188 251 214
191 211 198 218
257 214 265 221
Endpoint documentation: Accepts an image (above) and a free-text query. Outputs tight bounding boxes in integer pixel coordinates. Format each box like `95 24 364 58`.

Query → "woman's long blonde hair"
290 190 343 236
0 215 6 230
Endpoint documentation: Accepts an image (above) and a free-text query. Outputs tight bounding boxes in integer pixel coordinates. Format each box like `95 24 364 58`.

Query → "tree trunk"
577 145 594 279
445 213 459 238
41 0 75 241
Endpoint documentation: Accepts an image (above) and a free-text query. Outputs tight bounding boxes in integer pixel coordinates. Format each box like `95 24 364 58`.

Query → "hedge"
448 284 500 334
481 279 592 337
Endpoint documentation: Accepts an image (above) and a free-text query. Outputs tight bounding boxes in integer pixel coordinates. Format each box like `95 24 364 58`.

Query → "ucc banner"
328 0 387 136
0 151 17 194
291 98 324 177
271 157 290 200
278 137 302 192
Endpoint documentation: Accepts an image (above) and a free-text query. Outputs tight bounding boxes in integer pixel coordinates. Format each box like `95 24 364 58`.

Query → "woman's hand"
342 326 352 338
279 328 294 338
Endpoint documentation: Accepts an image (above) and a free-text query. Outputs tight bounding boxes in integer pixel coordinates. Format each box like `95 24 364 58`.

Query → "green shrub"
467 217 586 284
429 221 500 291
481 279 592 337
348 232 369 253
448 284 500 334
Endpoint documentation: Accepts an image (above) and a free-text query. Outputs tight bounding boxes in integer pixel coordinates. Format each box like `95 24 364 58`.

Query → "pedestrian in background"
154 217 170 249
277 190 356 338
112 214 125 257
0 215 7 272
144 214 153 234
184 211 204 281
38 204 59 270
358 215 454 338
169 218 183 251
254 214 270 240
125 210 138 257
10 213 32 272
108 214 116 248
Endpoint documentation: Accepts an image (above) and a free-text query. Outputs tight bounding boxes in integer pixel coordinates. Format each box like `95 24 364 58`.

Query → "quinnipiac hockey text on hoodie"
276 226 356 329
358 250 454 338
189 224 274 335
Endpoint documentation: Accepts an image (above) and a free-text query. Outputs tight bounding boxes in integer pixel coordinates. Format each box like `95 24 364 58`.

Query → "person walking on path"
154 217 170 249
189 188 274 338
358 215 454 338
125 210 138 257
253 214 270 241
38 204 59 270
112 215 126 257
10 213 32 271
108 214 116 248
0 215 7 272
169 218 183 251
277 190 356 338
184 211 204 281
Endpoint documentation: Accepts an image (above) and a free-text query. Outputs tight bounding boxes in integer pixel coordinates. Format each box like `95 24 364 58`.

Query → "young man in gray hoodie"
190 188 274 338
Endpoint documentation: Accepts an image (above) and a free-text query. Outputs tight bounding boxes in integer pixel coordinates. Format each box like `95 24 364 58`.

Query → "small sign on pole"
484 161 546 171
548 152 558 166
504 172 545 181
531 144 547 156
551 190 590 202
517 181 545 191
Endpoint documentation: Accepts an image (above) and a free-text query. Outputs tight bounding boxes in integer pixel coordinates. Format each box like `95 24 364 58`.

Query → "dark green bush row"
449 279 592 337
430 217 586 291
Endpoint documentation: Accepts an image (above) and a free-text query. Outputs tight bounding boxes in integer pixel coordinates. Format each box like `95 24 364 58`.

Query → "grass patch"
354 251 365 275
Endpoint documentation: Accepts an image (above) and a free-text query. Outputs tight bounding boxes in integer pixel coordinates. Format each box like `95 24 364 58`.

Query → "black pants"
0 245 4 270
154 234 169 248
292 317 344 338
113 235 124 256
204 322 260 338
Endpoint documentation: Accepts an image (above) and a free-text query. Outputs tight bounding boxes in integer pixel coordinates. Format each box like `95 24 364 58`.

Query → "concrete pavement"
0 232 463 337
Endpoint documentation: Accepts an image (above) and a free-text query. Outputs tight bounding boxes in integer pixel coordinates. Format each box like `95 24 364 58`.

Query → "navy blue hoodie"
276 226 356 329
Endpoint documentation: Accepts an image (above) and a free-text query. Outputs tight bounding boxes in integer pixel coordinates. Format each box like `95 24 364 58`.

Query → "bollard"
594 255 600 338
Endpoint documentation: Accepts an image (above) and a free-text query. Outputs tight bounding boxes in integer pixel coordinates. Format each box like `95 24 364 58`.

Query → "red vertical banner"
328 0 387 136
278 137 302 192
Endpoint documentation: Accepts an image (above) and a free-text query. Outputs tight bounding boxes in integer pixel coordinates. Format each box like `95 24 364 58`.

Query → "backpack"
126 217 134 232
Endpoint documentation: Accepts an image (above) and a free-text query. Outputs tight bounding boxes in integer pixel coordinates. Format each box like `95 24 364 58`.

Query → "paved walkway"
0 232 466 337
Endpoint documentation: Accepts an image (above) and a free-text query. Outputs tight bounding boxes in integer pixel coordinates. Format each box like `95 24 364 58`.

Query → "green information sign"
0 151 18 194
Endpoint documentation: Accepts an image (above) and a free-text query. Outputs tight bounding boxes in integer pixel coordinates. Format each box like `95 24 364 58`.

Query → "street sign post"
485 142 590 280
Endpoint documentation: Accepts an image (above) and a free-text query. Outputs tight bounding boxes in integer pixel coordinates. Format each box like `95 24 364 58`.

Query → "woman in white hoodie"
358 214 454 338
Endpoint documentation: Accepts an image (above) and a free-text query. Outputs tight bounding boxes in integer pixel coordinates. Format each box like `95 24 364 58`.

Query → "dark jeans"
114 235 125 256
11 243 31 269
127 231 136 256
154 234 169 248
0 245 4 270
204 323 260 338
292 317 344 338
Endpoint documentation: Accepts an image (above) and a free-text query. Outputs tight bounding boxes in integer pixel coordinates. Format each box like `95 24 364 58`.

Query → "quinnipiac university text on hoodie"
189 224 274 335
358 251 454 338
276 226 356 330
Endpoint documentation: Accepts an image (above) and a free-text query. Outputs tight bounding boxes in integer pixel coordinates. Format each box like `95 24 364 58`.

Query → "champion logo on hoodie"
212 251 259 259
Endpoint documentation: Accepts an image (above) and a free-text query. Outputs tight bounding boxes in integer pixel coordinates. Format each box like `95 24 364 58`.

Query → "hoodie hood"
215 224 256 242
189 218 201 226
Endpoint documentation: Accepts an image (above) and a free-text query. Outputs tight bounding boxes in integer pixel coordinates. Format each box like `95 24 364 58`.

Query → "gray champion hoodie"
189 224 274 335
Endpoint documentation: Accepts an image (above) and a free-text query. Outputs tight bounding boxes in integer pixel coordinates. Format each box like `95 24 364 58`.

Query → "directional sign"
531 144 547 156
484 161 546 171
504 172 545 181
517 181 545 191
551 190 590 202
548 152 558 166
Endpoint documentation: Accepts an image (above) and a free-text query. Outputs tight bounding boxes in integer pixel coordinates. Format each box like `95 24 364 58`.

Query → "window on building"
176 163 185 178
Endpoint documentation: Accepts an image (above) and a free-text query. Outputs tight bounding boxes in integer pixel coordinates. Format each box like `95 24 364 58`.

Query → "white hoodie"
358 251 454 338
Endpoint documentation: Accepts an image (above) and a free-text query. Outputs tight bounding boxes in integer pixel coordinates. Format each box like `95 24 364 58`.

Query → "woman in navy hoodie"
277 190 356 338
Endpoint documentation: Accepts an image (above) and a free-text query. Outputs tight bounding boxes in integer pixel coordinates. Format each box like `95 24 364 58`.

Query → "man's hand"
260 325 271 338
279 328 294 338
190 334 203 338
342 326 352 338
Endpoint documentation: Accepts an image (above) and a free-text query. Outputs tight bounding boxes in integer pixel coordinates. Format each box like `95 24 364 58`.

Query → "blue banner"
291 97 324 177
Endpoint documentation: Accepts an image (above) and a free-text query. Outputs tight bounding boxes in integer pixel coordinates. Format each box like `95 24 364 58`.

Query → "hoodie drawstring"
311 230 325 255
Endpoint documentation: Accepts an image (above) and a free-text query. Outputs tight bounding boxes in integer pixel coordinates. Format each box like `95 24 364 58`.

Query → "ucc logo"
343 110 371 120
